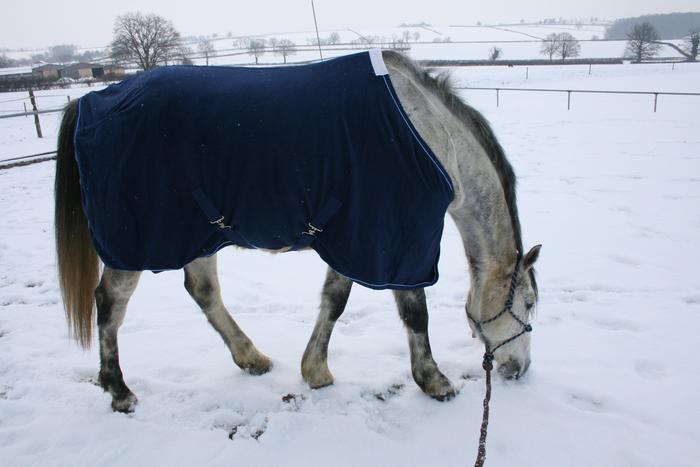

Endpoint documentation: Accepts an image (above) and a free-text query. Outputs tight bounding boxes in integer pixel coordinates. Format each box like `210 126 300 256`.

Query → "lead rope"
474 352 494 467
468 253 532 467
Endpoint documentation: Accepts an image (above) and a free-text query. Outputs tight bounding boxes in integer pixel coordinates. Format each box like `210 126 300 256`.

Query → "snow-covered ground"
1 59 699 466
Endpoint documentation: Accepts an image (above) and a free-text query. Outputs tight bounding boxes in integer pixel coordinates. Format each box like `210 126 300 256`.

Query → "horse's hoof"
429 387 456 402
242 355 273 375
302 362 334 389
111 393 138 413
307 376 334 390
421 373 456 401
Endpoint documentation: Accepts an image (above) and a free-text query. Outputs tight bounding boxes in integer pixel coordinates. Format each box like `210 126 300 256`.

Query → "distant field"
1 23 690 68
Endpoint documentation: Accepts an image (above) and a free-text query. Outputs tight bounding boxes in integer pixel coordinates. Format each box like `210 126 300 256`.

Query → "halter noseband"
466 252 532 371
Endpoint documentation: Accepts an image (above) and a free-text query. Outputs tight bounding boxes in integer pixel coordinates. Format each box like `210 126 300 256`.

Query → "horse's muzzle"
497 357 530 379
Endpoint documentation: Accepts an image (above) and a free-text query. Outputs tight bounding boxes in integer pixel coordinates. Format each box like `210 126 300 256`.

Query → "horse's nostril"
497 359 521 379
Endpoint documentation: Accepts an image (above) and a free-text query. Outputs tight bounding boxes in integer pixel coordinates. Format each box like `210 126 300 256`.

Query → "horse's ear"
523 245 542 270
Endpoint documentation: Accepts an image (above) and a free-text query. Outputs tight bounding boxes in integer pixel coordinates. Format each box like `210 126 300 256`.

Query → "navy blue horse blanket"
74 51 454 289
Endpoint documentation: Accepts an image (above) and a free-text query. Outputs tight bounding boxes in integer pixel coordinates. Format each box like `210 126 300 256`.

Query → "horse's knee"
95 283 111 315
395 289 428 333
184 274 216 309
321 271 352 320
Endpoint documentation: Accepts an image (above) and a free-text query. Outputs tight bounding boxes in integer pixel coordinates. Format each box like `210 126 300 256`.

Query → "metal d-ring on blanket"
301 222 324 237
209 216 232 230
465 251 532 467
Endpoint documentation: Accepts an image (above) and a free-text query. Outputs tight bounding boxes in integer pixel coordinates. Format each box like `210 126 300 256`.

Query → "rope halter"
466 252 532 371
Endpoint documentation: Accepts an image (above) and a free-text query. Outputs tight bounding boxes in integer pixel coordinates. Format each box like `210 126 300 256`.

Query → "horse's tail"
55 99 99 349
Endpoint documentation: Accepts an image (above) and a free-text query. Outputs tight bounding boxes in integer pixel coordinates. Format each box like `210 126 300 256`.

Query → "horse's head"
466 245 541 379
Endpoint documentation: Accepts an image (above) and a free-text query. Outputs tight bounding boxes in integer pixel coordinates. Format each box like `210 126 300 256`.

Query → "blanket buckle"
302 222 324 237
210 216 232 230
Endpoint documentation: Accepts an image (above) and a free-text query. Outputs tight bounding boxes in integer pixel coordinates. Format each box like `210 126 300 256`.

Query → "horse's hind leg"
302 268 353 388
184 255 271 374
95 267 141 413
393 289 455 401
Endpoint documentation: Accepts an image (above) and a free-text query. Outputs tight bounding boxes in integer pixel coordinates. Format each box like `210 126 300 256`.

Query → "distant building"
58 63 105 80
1 62 125 90
27 62 122 81
0 67 32 82
32 63 63 79
103 64 126 77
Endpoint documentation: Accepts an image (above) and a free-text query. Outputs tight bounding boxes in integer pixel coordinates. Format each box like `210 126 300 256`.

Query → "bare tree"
275 39 297 64
540 33 559 61
684 29 699 61
558 33 581 60
0 54 14 68
244 38 266 64
625 22 661 63
488 47 502 61
327 32 341 44
110 12 181 70
197 38 215 65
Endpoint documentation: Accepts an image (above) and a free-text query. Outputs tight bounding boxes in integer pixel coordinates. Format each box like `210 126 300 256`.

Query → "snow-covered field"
2 23 688 69
1 59 699 466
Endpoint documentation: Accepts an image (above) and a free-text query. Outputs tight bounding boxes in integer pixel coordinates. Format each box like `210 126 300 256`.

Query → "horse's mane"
382 50 524 259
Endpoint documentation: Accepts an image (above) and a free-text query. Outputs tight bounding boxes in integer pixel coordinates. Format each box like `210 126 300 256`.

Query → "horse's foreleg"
302 268 352 388
184 255 271 375
393 289 455 401
95 267 141 413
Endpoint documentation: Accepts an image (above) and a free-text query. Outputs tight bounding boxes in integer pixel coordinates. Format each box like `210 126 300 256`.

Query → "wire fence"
2 81 700 167
454 86 700 112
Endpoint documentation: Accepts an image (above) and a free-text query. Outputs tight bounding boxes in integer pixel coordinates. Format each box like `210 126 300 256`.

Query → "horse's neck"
385 58 517 279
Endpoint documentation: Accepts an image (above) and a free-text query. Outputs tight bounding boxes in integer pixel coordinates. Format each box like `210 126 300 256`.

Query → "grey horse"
54 51 540 413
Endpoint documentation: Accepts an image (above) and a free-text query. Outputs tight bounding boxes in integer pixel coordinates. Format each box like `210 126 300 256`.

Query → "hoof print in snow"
461 373 480 381
227 419 268 441
79 376 101 387
683 295 700 305
0 387 9 399
227 425 240 440
370 383 405 402
24 280 42 288
281 393 306 410
568 393 604 412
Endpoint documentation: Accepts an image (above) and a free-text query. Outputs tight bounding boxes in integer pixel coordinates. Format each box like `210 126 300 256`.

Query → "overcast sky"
2 0 699 49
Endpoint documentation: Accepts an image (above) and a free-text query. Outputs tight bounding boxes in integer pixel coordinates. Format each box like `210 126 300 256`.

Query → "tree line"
606 12 700 40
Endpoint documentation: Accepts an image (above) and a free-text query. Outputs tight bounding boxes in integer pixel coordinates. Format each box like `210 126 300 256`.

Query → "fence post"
67 95 71 102
28 88 43 138
496 88 500 107
23 102 28 118
526 67 529 80
567 91 571 110
653 93 658 112
588 63 592 75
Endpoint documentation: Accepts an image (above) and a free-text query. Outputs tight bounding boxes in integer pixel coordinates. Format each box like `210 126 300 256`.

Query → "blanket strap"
291 198 342 251
191 188 250 246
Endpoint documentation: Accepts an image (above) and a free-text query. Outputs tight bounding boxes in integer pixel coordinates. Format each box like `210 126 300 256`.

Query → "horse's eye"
525 303 534 311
